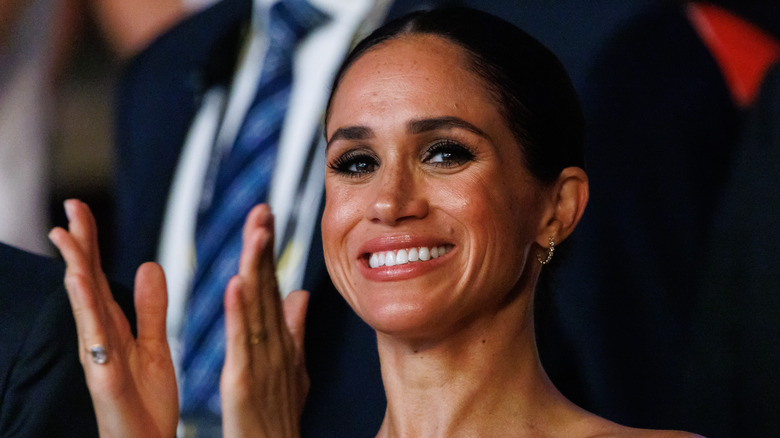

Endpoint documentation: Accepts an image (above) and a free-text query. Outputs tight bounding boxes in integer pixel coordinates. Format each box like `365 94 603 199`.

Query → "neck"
374 285 576 438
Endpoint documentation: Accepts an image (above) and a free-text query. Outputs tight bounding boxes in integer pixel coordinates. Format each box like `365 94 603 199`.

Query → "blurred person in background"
0 0 62 255
0 0 184 256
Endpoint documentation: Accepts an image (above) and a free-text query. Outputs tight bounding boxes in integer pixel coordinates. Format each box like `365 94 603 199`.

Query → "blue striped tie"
180 0 328 419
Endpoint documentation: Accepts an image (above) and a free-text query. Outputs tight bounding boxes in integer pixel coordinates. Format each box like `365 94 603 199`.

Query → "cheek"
322 186 349 257
322 182 363 282
447 170 538 264
438 170 527 236
323 186 351 228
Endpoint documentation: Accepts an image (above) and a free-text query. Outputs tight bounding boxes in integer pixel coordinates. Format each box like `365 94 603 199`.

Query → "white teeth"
367 245 453 269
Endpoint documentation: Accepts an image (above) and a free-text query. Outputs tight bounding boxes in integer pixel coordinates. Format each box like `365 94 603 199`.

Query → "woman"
49 8 701 437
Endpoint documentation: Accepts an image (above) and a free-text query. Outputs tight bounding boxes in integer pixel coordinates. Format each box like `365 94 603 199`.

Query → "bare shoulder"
559 401 704 438
596 423 704 438
618 429 704 438
578 413 704 438
622 429 703 438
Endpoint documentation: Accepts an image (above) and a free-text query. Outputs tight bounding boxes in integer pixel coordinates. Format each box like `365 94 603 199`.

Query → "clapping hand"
220 204 310 438
49 200 178 437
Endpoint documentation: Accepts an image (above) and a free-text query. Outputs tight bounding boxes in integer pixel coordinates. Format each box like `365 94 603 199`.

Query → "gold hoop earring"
537 236 555 265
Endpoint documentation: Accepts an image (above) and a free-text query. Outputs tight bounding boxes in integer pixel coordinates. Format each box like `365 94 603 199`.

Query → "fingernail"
47 228 60 246
63 199 74 221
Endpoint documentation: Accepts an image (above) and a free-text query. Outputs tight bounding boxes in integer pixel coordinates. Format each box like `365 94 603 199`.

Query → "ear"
535 166 589 247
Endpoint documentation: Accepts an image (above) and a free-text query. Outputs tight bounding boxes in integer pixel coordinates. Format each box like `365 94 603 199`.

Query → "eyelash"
328 140 476 178
422 140 476 168
328 149 379 178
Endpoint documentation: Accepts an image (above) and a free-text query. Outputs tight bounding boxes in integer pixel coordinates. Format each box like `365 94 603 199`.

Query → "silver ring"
90 344 107 364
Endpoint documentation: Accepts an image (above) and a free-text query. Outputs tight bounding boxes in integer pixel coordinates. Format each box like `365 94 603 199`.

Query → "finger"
66 201 122 338
248 207 285 332
282 290 309 361
237 229 266 341
49 227 110 365
239 205 277 297
238 206 283 345
223 276 252 400
252 228 290 357
64 199 102 274
242 204 274 249
50 225 92 289
134 262 169 344
63 199 113 304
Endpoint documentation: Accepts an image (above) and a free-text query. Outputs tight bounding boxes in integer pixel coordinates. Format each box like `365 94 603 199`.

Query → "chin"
353 294 453 342
333 267 474 340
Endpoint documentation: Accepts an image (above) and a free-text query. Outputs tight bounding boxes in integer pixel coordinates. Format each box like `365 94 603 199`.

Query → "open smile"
367 245 454 269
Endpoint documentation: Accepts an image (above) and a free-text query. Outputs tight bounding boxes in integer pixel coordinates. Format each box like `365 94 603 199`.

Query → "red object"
688 2 780 107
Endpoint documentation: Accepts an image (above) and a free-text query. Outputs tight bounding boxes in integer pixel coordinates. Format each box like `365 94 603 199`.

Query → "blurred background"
2 0 779 437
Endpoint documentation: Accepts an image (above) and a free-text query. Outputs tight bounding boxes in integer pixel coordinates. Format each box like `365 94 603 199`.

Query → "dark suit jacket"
0 243 134 437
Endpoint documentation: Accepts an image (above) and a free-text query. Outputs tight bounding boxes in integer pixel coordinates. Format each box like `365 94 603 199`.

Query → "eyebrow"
408 116 489 139
326 116 489 149
327 126 373 148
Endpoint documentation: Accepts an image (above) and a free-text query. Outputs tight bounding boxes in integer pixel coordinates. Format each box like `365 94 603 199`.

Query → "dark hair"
325 7 585 183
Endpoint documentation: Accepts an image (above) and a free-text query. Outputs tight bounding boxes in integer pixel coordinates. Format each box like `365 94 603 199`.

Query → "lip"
356 234 455 282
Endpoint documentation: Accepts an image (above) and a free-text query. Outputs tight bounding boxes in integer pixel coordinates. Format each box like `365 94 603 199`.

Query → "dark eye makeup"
328 148 380 178
327 139 476 178
421 140 476 168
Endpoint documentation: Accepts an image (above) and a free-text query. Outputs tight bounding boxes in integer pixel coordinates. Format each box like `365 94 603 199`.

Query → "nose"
367 162 429 225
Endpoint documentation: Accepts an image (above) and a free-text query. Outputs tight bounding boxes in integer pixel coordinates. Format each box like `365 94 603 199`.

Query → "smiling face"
323 34 550 341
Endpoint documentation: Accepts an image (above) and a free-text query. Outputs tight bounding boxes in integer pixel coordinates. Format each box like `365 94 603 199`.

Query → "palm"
220 204 310 438
50 200 178 437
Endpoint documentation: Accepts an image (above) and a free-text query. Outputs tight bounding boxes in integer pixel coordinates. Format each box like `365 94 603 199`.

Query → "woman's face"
323 35 548 340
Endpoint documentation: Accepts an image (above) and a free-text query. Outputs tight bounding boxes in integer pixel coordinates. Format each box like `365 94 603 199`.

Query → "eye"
422 141 476 168
328 149 380 178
